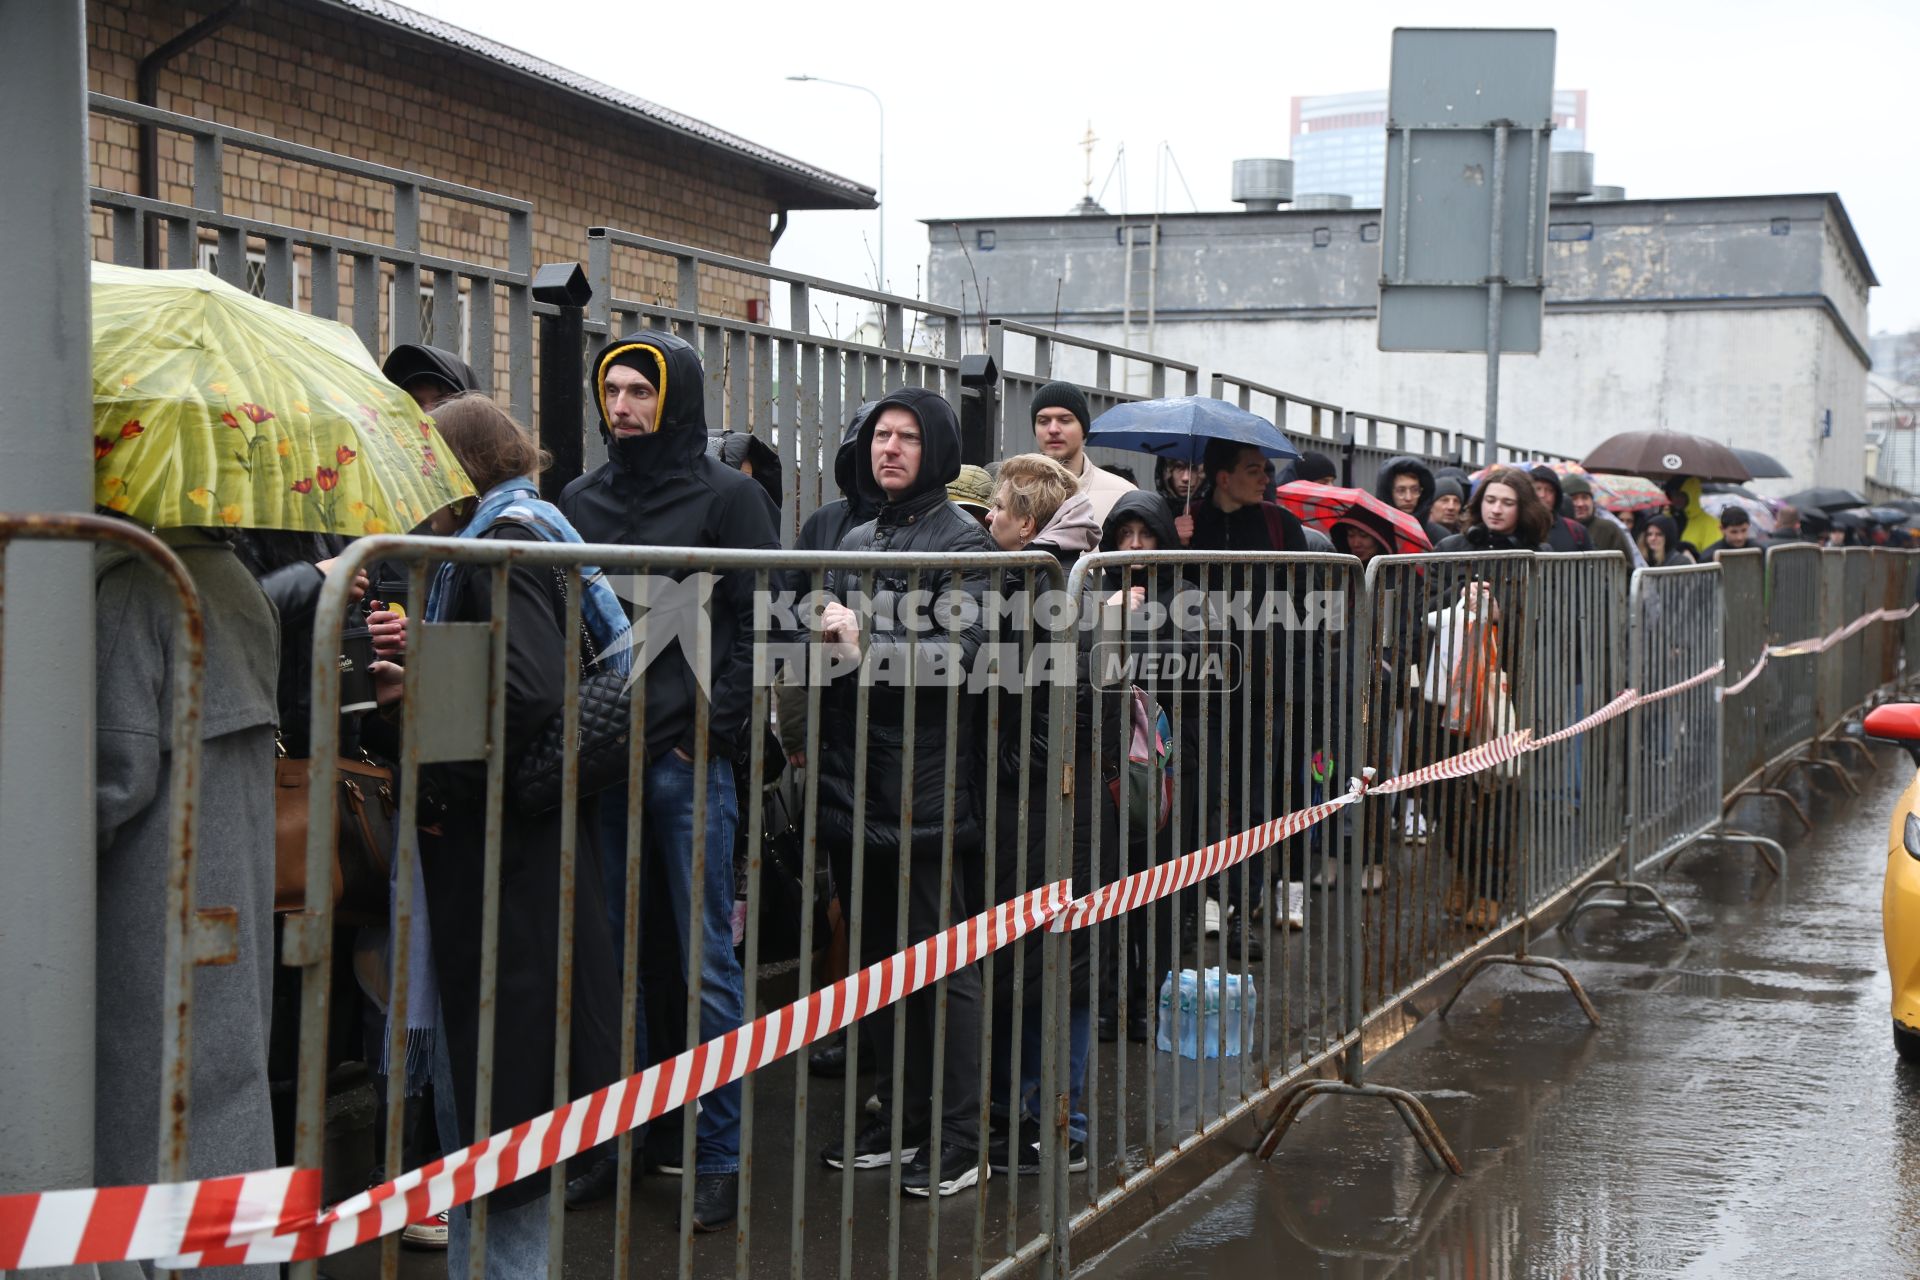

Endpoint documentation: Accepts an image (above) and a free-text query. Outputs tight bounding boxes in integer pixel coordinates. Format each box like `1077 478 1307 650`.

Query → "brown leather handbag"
275 749 396 925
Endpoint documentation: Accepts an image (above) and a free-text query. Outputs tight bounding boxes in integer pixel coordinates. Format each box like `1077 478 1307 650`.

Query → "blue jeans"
995 992 1091 1143
431 1010 550 1278
596 754 744 1175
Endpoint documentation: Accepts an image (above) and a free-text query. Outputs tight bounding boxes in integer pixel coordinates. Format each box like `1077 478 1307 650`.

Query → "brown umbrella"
1579 430 1752 483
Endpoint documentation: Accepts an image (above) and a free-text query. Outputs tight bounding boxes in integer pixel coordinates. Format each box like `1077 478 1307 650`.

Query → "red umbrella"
1276 481 1433 555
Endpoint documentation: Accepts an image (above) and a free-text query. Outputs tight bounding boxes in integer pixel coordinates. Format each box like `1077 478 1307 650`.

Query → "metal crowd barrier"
1063 550 1364 1258
1356 550 1535 1012
1718 549 1771 801
1566 563 1724 936
3 514 209 1193
39 532 1920 1279
297 539 1070 1280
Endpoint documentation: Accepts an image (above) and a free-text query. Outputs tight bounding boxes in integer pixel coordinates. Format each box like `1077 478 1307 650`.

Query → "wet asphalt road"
1078 745 1920 1280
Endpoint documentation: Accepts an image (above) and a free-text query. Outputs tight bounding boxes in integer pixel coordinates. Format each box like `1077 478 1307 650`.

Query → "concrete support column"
0 7 102 1277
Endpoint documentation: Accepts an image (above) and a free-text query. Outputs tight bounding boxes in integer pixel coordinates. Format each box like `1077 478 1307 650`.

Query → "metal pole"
0 1 101 1268
1483 124 1510 461
537 302 586 501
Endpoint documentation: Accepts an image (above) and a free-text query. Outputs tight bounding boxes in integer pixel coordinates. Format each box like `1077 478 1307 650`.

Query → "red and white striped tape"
0 883 1071 1271
1051 770 1377 934
1722 602 1918 699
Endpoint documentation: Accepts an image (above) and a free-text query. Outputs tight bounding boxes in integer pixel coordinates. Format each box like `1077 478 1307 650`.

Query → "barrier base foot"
1827 735 1878 772
1439 953 1603 1027
1255 1079 1464 1175
1725 785 1813 832
1666 828 1787 878
1561 879 1691 939
1785 753 1859 797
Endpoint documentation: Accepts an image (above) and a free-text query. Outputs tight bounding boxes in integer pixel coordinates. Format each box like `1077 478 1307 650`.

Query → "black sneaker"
988 1118 1041 1175
821 1117 918 1170
901 1143 985 1197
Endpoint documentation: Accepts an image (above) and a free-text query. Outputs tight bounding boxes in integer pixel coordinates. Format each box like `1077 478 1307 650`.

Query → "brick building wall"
85 0 806 404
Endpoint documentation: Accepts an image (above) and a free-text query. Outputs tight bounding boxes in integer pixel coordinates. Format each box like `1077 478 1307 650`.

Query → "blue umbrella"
1086 396 1300 462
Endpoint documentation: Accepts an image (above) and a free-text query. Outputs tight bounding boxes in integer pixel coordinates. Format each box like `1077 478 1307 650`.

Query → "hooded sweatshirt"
1028 491 1101 571
1375 455 1450 546
559 330 779 762
706 431 784 514
817 387 995 857
381 343 481 400
1640 514 1696 567
1559 474 1635 561
1529 468 1594 554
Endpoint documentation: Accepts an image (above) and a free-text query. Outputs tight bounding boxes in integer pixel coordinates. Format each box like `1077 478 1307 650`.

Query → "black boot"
691 1173 738 1232
564 1152 622 1209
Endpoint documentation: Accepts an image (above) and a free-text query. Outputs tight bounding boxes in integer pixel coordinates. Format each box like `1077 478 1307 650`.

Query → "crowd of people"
97 330 1849 1278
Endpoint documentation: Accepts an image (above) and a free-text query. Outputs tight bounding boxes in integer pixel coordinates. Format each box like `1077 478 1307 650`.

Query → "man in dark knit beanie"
1028 379 1135 524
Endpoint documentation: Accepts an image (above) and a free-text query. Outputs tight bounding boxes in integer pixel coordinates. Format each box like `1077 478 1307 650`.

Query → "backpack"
1107 687 1175 833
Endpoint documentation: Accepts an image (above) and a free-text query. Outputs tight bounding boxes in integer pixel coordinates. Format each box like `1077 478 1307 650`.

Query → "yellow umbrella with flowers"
90 262 474 534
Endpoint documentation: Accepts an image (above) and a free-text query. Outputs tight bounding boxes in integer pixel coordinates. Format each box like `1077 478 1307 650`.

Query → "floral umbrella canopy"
90 262 474 534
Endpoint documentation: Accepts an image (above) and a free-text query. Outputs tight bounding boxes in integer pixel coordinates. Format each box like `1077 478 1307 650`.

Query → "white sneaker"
1310 861 1337 889
1203 898 1222 937
1403 808 1428 842
401 1209 449 1250
1273 882 1306 931
1361 865 1387 894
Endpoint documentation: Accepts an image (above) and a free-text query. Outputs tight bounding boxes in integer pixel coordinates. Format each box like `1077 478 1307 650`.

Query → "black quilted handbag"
509 570 635 816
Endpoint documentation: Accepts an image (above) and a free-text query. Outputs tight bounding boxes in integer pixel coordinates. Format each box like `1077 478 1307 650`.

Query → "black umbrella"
1581 429 1751 483
1830 508 1870 530
1868 506 1909 525
1730 446 1793 480
1783 486 1869 514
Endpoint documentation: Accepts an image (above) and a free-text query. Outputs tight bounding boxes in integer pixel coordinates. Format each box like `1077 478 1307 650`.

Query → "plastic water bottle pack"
1156 967 1255 1059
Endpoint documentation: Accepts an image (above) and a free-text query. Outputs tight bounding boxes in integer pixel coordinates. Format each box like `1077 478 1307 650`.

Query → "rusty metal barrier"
1718 549 1770 799
1062 549 1369 1257
295 538 1072 1280
1357 550 1536 1009
1566 563 1725 937
2 515 210 1197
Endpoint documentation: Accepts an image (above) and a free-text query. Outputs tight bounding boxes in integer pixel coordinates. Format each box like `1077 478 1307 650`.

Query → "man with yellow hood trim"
559 331 777 1231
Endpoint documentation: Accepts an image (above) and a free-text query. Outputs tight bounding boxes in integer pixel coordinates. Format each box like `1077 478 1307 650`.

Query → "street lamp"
787 74 885 294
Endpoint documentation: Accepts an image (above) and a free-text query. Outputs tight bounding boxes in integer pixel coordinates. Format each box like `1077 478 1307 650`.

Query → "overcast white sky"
406 0 1919 335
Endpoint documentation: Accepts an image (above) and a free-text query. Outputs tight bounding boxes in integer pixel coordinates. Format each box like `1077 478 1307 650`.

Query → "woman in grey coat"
95 527 280 1279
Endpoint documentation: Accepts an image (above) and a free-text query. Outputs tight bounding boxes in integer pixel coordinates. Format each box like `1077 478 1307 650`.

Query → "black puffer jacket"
817 388 995 858
1376 455 1450 547
560 330 779 761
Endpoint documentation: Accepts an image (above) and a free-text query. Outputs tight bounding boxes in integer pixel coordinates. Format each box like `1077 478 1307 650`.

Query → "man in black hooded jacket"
1375 455 1450 547
811 386 996 1197
559 331 776 1229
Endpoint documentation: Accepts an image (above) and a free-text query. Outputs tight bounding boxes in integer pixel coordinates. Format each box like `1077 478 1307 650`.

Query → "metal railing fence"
985 320 1200 484
586 228 964 536
87 94 535 419
1342 409 1455 497
1206 373 1344 466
